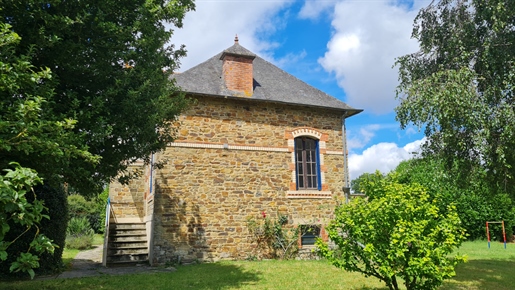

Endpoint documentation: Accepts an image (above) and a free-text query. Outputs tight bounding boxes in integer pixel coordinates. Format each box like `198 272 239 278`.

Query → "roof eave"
183 92 363 117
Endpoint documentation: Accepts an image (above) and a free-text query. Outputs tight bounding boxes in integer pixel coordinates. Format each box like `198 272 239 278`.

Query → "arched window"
294 137 321 190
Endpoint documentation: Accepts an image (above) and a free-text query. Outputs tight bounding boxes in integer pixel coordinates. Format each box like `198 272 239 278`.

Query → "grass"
1 240 513 290
440 240 515 290
62 234 104 269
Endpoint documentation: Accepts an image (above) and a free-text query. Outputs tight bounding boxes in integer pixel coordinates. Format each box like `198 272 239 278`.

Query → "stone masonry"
150 95 347 264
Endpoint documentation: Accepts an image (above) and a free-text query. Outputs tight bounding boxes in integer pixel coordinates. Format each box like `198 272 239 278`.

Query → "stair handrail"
102 196 111 267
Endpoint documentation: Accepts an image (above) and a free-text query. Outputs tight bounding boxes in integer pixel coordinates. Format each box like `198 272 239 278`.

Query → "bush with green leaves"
68 188 108 234
65 217 94 250
317 173 466 290
0 164 57 279
247 213 299 260
395 158 515 241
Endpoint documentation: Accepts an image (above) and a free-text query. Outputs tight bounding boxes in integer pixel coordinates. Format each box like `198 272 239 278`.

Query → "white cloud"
348 138 426 180
318 1 425 114
275 50 308 68
298 0 335 20
347 123 399 151
168 0 292 71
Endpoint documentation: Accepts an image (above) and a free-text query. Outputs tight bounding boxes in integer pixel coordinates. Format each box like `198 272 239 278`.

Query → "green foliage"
351 172 385 193
317 172 467 290
395 0 515 199
67 217 94 237
395 158 515 241
34 185 68 274
2 0 195 194
68 190 107 234
0 164 57 279
246 213 299 260
95 188 109 234
65 217 94 250
0 21 98 188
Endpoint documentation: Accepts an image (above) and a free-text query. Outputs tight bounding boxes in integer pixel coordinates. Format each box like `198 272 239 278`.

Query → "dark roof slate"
220 42 256 59
173 43 362 116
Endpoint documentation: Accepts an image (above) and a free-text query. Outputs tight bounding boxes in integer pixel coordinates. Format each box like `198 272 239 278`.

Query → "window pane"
294 137 319 190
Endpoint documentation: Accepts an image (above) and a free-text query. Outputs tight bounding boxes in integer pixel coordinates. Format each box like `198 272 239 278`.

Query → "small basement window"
300 225 321 246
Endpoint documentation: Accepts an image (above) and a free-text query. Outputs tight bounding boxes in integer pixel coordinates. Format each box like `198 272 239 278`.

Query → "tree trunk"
392 275 399 290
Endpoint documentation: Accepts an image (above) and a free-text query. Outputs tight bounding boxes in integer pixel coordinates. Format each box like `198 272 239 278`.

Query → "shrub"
317 173 466 290
0 182 67 277
395 158 515 241
68 190 108 234
65 217 94 250
35 185 68 274
247 213 299 260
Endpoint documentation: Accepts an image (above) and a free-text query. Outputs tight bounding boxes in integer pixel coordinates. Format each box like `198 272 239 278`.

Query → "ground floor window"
300 225 321 246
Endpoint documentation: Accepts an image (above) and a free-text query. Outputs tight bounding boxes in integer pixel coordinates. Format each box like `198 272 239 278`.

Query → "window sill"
286 190 332 199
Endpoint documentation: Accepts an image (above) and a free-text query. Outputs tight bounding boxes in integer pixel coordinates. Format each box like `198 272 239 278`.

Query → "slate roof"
173 42 362 116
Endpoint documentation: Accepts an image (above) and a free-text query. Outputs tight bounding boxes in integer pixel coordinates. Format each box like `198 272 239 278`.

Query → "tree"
317 172 466 290
0 21 99 180
395 158 515 240
0 22 81 277
395 0 515 198
351 172 384 193
1 0 195 194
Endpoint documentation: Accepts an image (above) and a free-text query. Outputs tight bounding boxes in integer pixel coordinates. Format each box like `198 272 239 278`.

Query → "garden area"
2 1 515 290
0 240 513 290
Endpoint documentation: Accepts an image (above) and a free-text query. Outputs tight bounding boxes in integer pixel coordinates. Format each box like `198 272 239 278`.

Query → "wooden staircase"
106 222 149 266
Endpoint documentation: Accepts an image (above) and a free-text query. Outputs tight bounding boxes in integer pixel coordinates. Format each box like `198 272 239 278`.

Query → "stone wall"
151 96 348 264
109 161 150 222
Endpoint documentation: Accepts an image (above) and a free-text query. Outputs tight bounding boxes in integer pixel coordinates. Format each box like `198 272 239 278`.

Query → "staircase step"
108 247 148 255
109 241 147 247
106 253 148 263
109 235 147 242
109 229 146 236
106 222 149 267
109 223 146 230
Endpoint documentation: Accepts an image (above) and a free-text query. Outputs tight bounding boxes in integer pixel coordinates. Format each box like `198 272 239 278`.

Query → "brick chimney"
220 35 256 97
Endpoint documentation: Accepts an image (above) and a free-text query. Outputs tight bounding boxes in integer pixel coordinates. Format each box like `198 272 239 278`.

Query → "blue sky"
169 0 429 180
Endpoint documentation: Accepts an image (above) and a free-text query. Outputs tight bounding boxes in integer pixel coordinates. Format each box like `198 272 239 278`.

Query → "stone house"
105 37 362 266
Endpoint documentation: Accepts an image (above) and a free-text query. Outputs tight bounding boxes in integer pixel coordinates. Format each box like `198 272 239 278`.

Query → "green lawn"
440 240 515 290
62 234 104 269
1 240 513 290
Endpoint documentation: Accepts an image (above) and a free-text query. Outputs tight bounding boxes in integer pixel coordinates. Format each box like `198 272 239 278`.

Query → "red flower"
261 211 266 218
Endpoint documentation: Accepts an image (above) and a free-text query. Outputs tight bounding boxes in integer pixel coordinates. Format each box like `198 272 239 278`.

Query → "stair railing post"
102 197 111 267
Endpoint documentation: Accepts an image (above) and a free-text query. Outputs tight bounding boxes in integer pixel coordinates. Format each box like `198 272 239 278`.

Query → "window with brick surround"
286 127 331 198
295 137 321 190
300 225 321 246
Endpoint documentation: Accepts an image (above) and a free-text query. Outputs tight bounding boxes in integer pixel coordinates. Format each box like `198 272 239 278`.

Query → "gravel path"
37 245 176 280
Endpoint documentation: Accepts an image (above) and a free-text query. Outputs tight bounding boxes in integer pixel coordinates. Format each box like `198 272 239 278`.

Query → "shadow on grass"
442 259 515 290
0 263 262 290
169 263 261 289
